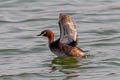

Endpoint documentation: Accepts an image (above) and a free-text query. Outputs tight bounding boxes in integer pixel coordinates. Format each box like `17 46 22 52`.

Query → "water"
0 0 120 80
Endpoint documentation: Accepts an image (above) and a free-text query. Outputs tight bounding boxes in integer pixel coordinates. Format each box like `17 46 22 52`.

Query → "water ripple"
0 0 120 80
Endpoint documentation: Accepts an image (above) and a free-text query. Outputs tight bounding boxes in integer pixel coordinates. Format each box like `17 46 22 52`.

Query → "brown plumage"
37 13 84 57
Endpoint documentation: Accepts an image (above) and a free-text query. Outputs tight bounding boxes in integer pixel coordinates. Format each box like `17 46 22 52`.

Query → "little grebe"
37 13 85 57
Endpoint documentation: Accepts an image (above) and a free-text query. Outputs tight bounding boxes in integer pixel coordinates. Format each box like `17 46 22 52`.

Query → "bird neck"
47 32 54 44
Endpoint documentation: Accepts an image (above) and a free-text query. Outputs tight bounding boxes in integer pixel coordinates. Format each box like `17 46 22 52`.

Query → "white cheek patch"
41 32 47 36
43 32 47 35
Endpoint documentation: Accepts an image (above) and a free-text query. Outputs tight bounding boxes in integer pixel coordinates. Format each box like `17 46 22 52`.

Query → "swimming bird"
37 13 84 57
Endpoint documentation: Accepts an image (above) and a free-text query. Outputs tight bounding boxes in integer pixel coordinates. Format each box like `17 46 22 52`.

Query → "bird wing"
58 13 78 46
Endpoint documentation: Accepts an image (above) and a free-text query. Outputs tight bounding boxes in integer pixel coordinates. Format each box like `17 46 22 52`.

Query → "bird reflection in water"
48 56 82 80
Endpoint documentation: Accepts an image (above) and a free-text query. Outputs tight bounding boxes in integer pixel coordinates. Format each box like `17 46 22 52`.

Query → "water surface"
0 0 120 80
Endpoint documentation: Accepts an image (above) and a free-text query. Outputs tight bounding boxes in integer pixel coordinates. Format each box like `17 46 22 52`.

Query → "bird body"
37 13 85 57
